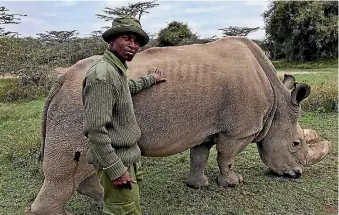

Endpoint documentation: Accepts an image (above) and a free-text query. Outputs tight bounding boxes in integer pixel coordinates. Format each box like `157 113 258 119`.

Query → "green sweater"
82 49 156 180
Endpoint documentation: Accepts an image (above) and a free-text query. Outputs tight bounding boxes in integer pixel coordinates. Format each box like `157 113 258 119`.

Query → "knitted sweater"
82 49 156 180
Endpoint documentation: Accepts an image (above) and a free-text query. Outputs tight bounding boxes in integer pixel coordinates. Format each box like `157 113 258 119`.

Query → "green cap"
102 16 149 47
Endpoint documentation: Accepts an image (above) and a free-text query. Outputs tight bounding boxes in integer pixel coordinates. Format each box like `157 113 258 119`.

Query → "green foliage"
252 39 267 51
3 85 48 102
96 0 159 21
157 21 198 47
0 79 18 101
263 1 338 62
139 38 159 52
0 77 53 103
178 35 218 46
0 35 107 102
219 26 260 37
36 30 79 43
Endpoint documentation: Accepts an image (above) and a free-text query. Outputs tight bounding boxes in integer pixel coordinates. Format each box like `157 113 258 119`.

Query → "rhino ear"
282 74 296 90
291 83 311 105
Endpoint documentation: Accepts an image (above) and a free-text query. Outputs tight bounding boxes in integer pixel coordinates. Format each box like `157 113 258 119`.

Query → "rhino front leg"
30 178 74 215
216 134 252 187
186 139 215 188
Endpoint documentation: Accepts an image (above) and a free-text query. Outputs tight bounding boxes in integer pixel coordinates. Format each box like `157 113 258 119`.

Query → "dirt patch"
0 73 16 79
322 204 337 213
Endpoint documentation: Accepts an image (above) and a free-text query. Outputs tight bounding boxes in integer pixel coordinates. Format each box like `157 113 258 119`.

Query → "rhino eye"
293 141 300 147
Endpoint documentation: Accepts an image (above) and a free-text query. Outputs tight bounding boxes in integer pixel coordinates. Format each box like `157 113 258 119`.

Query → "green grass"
0 68 337 215
273 59 338 69
0 105 337 215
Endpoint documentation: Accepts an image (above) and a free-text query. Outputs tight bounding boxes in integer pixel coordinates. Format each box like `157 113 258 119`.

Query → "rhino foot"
217 171 243 187
27 207 73 215
186 174 209 188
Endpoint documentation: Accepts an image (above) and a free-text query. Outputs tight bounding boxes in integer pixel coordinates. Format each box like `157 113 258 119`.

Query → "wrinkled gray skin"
30 37 322 215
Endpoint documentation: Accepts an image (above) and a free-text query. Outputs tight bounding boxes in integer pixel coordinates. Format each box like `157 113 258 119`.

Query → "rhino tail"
38 74 66 162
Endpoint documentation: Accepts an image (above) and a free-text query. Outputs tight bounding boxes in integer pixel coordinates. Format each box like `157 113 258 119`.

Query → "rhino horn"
305 139 331 166
303 129 320 143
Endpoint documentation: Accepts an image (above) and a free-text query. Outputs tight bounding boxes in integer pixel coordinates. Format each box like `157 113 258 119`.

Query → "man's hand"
149 67 166 84
113 171 136 190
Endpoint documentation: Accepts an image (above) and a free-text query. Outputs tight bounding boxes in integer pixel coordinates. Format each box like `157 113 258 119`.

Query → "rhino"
29 37 330 215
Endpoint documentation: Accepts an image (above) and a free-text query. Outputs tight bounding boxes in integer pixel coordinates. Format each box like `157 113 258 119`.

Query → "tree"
263 1 338 62
36 30 79 43
157 21 198 47
91 30 104 38
0 6 26 37
218 26 260 37
96 0 159 21
35 30 80 66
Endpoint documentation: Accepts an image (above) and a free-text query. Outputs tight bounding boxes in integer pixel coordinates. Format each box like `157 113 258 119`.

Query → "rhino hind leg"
30 178 75 215
216 133 252 187
76 173 104 208
186 139 215 188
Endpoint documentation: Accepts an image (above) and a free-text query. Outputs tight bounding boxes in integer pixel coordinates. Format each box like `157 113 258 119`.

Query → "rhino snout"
282 167 303 179
272 167 303 179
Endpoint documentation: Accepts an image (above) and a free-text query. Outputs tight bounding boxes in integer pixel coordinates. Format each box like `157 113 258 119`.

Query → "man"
82 16 166 215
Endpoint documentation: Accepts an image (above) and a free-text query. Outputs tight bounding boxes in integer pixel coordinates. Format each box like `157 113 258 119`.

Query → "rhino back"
44 38 276 158
126 37 274 156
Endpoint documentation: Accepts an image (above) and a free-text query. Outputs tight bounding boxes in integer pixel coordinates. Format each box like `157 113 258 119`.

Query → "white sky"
2 0 271 39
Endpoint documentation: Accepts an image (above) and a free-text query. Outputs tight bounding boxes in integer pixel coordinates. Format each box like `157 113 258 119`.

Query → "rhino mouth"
270 167 303 179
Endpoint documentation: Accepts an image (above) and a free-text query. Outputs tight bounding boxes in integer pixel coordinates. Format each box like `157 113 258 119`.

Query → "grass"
0 68 337 215
272 59 338 70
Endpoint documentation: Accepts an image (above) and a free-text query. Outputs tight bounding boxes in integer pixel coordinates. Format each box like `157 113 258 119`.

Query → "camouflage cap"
102 16 149 47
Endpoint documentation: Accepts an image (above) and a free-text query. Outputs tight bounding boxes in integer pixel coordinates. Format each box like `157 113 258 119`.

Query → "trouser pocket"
97 166 142 215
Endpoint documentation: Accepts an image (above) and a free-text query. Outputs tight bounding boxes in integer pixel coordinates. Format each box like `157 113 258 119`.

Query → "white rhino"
30 37 330 215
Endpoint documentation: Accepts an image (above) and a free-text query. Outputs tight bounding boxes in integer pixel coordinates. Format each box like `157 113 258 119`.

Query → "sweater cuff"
103 159 128 180
145 75 156 86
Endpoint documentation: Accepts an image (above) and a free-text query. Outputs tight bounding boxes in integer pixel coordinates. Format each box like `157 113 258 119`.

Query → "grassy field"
0 67 337 215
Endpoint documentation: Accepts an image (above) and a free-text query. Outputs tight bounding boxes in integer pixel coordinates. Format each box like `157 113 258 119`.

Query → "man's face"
110 33 140 62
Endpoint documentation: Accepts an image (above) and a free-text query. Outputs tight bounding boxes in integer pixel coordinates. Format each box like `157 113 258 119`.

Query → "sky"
2 0 271 40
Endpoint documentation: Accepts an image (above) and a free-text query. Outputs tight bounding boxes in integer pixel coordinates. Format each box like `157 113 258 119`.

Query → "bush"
139 38 159 52
0 36 107 103
157 21 198 47
3 85 48 102
0 78 19 102
302 81 338 112
0 66 57 103
264 1 338 62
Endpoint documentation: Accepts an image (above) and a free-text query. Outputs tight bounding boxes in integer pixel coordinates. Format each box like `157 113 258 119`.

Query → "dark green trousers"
97 162 143 215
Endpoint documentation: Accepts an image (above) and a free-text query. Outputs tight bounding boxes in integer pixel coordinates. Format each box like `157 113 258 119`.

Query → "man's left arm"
128 73 166 95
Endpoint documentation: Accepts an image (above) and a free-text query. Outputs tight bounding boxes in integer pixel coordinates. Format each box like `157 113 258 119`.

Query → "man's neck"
109 48 126 64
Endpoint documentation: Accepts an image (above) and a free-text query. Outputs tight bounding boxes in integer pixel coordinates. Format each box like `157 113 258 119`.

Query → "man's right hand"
113 170 136 190
149 67 166 83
